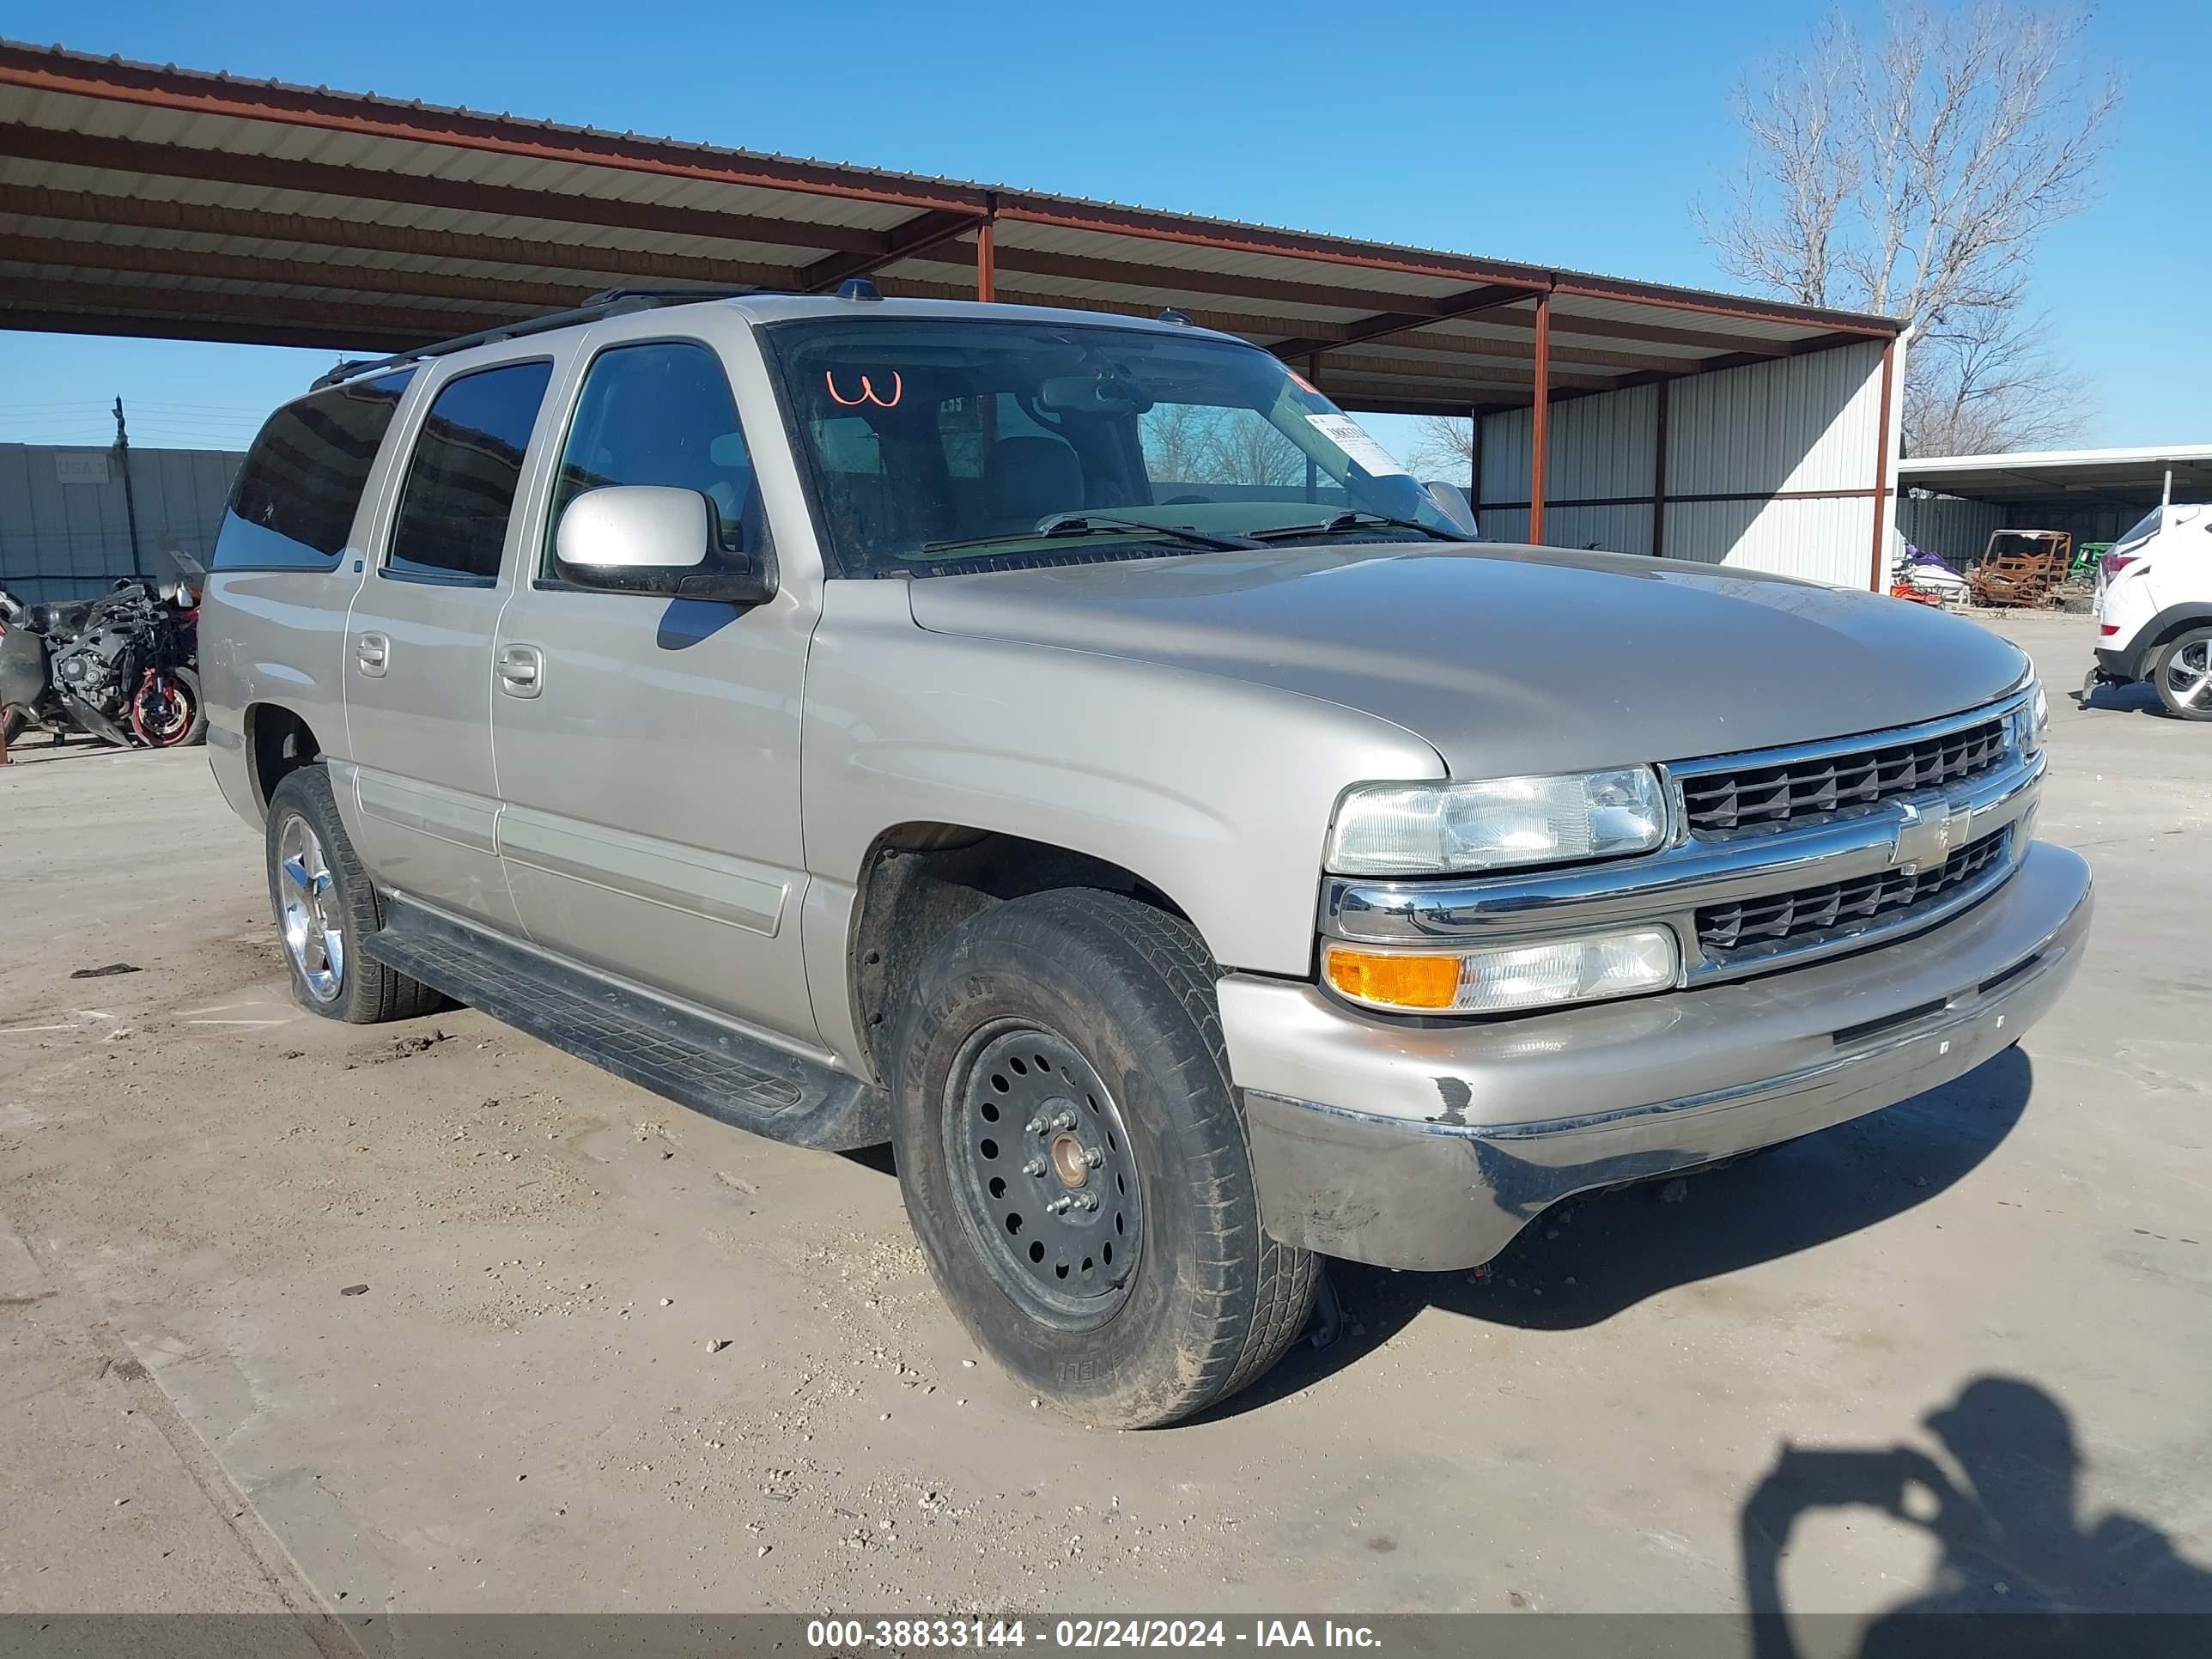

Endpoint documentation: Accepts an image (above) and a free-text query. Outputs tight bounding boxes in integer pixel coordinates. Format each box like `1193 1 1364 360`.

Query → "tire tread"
926 888 1316 1424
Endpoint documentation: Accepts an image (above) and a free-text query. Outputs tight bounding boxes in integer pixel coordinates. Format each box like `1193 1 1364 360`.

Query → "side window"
545 342 766 590
215 371 412 571
385 360 553 584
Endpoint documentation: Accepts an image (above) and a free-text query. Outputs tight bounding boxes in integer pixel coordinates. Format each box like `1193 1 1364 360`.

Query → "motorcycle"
1 557 206 750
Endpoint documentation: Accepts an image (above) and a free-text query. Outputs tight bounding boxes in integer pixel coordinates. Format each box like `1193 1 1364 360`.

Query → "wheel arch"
243 701 325 822
842 821 1198 1087
2134 604 2212 674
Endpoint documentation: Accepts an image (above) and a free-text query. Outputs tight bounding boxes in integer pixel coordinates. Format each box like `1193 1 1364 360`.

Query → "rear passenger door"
489 337 817 1045
340 357 555 933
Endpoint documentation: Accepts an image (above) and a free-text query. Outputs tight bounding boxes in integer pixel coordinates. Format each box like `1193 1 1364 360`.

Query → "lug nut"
1049 1109 1077 1132
1023 1158 1048 1177
1084 1147 1104 1169
1025 1116 1048 1135
1077 1192 1100 1212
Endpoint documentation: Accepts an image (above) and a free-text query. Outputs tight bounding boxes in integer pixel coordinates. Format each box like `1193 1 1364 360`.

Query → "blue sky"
2 0 2205 457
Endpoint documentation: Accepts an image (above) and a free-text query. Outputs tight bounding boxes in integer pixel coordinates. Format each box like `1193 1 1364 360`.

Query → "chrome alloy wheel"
2162 637 2212 712
277 815 344 1003
943 1020 1143 1328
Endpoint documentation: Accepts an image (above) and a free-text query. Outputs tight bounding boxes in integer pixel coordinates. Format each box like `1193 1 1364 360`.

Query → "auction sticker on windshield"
1304 413 1410 477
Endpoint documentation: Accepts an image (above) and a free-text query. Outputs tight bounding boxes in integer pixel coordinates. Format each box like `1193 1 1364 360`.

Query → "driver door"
489 337 818 1045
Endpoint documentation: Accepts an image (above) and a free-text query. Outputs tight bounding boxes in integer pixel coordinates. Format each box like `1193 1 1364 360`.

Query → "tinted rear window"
214 372 413 571
386 361 554 584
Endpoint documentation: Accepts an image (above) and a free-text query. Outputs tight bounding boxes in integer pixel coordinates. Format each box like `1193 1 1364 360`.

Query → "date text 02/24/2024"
805 1619 1383 1650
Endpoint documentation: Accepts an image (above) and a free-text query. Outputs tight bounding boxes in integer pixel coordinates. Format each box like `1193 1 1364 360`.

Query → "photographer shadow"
1741 1375 2212 1657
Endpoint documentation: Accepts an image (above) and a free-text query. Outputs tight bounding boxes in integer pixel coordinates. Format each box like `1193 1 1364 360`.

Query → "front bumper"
1223 842 2092 1270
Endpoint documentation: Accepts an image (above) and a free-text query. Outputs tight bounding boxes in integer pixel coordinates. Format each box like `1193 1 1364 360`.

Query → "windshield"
759 316 1461 574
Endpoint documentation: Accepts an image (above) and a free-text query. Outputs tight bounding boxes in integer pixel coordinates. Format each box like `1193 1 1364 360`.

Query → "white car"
2087 502 2212 720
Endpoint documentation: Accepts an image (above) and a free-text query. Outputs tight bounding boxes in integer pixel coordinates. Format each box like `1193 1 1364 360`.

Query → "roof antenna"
837 278 884 302
1158 307 1193 325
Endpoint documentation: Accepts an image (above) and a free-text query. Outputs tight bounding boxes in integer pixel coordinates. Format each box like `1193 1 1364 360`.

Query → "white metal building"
1476 335 1902 589
1898 444 2212 569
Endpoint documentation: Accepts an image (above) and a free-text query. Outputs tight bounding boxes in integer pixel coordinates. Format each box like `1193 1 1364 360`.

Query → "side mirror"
1425 480 1479 538
554 486 775 605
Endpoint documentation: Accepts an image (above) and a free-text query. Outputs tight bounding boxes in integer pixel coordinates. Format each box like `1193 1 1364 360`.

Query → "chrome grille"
1695 827 2010 963
1679 716 2008 835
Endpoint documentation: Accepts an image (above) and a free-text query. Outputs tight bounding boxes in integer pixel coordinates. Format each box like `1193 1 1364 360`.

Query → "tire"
264 765 442 1023
2152 627 2212 720
1 705 23 747
129 665 207 747
888 888 1318 1428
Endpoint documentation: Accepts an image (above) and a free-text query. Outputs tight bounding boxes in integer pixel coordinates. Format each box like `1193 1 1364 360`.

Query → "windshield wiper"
1243 510 1462 544
921 514 1260 557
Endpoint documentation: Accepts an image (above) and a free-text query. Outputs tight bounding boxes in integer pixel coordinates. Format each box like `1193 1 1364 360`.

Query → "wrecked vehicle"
199 290 2091 1426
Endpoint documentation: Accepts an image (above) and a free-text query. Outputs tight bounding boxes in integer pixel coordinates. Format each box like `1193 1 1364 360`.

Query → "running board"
362 898 888 1151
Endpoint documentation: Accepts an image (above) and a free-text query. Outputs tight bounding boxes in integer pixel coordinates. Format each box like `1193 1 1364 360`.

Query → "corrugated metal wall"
1474 338 1890 587
1899 493 2148 570
0 442 241 604
1898 495 2005 569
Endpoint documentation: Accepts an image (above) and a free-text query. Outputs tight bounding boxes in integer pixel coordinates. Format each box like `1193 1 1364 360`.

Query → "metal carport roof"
1899 446 2212 507
0 39 1899 424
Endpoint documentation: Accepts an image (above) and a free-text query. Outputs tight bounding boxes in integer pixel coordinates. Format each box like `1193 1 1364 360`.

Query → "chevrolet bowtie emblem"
1893 799 1974 873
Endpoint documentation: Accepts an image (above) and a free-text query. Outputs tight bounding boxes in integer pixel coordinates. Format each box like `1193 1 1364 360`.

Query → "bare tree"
1407 416 1474 482
1698 2 2118 454
1142 404 1310 489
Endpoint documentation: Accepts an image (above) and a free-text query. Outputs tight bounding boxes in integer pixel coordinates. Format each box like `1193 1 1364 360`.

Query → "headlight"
1326 767 1668 877
1322 927 1680 1015
2014 679 2048 756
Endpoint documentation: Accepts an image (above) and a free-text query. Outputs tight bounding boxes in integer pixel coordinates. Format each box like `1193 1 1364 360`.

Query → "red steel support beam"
799 207 983 294
1267 282 1537 362
1869 335 1897 592
1528 291 1553 545
976 208 996 301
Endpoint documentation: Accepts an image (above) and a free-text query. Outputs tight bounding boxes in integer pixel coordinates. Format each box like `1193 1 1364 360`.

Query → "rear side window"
214 372 412 571
386 361 554 584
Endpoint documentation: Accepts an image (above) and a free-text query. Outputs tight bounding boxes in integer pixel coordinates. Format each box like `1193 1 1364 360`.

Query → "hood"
904 543 2031 777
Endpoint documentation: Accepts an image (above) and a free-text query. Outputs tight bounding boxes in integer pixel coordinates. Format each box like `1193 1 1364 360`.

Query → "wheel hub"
943 1021 1142 1326
1048 1129 1092 1188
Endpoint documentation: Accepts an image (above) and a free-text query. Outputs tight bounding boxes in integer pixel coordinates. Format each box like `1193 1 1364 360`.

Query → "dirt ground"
2 611 2207 1632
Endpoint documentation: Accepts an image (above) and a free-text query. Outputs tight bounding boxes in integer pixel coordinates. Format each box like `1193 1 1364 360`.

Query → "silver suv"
203 289 2091 1426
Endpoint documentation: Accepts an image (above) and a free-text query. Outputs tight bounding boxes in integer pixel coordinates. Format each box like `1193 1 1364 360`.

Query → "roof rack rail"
310 286 757 390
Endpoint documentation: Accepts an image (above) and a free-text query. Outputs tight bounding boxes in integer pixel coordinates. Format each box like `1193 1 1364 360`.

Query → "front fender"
799 581 1444 984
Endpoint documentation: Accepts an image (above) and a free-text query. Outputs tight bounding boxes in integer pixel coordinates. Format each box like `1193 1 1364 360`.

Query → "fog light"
1322 927 1680 1016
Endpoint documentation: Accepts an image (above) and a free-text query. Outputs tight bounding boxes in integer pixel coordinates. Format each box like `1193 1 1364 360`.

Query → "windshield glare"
761 317 1458 574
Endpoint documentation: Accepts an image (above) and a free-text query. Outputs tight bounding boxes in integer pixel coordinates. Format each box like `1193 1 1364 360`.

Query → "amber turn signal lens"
1322 945 1464 1011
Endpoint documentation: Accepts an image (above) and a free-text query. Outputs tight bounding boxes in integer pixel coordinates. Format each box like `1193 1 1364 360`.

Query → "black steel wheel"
889 888 1318 1428
942 1019 1143 1328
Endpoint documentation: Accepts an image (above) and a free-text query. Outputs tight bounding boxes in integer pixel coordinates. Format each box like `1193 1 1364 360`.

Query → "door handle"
497 643 544 699
356 631 389 678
